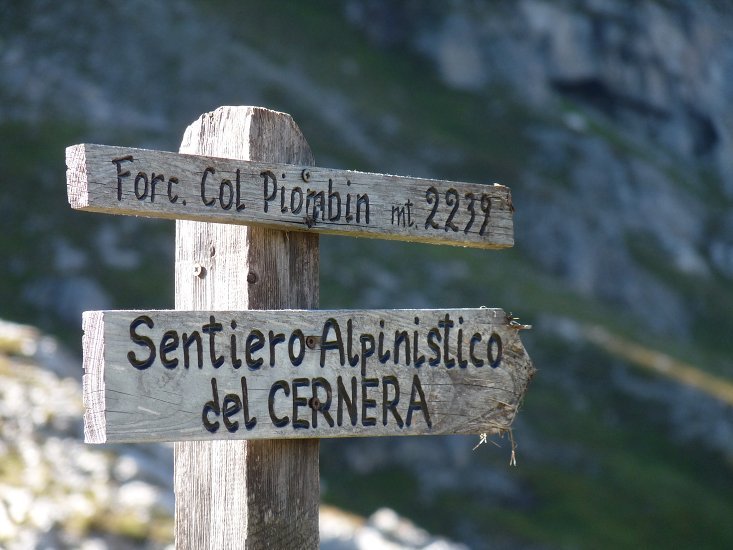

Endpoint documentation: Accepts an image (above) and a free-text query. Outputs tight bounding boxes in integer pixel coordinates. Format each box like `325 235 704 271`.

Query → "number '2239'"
424 186 492 235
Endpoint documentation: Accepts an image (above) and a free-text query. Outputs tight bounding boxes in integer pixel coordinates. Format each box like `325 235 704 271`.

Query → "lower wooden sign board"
82 308 535 443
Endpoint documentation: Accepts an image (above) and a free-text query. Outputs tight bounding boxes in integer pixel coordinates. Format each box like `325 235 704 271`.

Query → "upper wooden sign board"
83 308 534 443
66 144 514 249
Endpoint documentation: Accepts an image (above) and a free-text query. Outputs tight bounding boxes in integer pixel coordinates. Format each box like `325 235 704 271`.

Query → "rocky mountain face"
2 0 733 547
347 0 733 336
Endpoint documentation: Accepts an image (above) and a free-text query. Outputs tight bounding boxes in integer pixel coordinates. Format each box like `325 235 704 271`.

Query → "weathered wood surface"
66 142 514 249
82 308 534 443
172 107 319 549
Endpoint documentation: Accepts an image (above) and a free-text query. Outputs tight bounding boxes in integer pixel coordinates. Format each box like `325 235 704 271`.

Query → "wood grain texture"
82 311 105 444
65 142 514 249
81 308 535 442
173 106 319 549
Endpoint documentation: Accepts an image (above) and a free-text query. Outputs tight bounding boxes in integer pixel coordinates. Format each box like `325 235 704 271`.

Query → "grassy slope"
0 123 174 346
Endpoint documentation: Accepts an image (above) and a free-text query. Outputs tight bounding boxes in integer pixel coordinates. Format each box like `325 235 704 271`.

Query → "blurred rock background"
0 323 465 549
1 0 732 548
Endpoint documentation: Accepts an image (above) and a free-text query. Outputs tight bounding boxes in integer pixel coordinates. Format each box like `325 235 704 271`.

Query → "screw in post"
193 264 206 278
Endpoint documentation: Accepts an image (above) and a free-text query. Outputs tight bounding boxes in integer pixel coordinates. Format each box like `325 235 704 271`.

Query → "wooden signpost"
67 106 534 549
66 143 514 249
83 308 533 443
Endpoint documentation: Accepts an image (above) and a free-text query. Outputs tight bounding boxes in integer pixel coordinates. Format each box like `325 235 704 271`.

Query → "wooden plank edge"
65 204 515 250
496 332 536 433
69 142 515 195
82 311 107 444
66 144 89 209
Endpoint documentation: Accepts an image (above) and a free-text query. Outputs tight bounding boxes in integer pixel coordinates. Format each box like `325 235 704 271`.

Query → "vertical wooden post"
174 106 319 548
